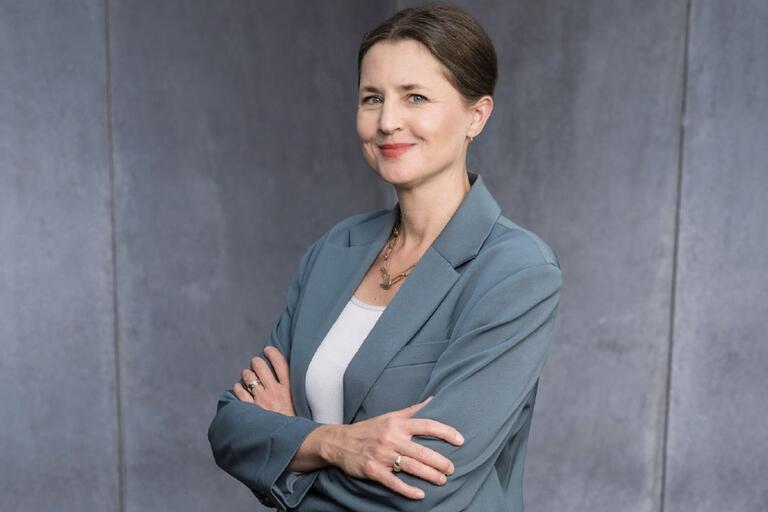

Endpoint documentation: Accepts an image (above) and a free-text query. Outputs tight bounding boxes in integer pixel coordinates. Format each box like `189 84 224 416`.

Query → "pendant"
380 267 392 289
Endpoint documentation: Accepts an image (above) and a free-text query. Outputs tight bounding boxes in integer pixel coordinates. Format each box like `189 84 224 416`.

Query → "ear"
468 95 494 139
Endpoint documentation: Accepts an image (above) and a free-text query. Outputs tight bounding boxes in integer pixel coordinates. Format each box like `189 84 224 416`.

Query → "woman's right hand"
323 396 465 500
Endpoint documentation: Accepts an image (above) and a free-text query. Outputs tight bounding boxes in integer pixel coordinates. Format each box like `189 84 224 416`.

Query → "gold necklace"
379 214 417 290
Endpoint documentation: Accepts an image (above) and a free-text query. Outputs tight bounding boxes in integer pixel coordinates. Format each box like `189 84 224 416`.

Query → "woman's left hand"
233 345 296 417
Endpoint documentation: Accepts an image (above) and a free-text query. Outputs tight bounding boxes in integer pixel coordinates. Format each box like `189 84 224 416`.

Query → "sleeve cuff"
265 416 323 510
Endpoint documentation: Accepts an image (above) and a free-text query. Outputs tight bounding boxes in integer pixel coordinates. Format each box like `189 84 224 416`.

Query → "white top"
305 295 386 424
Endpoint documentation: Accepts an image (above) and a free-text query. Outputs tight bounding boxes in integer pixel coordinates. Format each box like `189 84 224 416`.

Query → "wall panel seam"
104 0 124 510
661 0 694 511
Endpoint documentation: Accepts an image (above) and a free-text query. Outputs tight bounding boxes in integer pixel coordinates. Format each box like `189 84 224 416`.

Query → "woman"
208 4 562 511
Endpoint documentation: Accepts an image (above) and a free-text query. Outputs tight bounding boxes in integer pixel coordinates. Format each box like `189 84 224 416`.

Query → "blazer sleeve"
301 262 563 511
207 233 328 511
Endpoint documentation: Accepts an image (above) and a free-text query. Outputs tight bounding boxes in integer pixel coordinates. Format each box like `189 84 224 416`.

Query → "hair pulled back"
357 2 498 108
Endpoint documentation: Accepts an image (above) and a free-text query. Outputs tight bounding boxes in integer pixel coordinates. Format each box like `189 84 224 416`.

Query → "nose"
378 98 403 135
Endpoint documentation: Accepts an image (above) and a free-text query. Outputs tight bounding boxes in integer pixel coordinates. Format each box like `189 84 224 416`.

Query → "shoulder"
453 215 563 334
480 214 561 271
296 208 389 272
305 208 390 250
455 214 563 308
327 208 390 241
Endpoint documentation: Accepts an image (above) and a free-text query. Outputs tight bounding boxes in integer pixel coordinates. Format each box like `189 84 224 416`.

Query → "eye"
359 94 428 105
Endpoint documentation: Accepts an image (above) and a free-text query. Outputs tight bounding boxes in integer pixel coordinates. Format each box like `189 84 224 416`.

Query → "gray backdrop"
1 1 766 511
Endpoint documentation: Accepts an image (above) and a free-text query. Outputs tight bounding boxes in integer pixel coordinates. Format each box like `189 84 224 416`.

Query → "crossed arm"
209 254 562 511
208 235 327 508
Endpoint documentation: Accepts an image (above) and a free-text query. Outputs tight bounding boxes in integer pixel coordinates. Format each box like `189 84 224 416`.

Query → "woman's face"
357 39 477 187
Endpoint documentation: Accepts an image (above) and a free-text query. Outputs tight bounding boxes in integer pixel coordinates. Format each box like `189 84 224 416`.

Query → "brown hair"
357 2 498 108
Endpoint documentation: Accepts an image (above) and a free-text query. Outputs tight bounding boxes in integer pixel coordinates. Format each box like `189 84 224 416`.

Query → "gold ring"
246 378 261 392
392 454 402 473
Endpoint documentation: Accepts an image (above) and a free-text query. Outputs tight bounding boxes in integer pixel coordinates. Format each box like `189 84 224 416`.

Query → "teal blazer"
208 171 563 511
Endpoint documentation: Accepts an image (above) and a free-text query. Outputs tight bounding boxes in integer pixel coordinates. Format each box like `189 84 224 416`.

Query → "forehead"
359 39 446 86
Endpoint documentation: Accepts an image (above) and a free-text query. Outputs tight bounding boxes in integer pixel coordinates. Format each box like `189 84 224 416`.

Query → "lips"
378 143 416 158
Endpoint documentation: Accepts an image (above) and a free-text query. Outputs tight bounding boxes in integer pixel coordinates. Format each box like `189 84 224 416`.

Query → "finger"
412 395 433 408
408 418 464 446
399 439 455 478
390 396 433 418
250 356 278 388
233 383 255 403
410 395 434 410
372 466 425 500
263 346 290 384
392 453 449 486
241 368 262 392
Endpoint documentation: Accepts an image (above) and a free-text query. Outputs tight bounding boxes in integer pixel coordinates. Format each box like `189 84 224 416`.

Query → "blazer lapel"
341 247 458 424
291 171 502 424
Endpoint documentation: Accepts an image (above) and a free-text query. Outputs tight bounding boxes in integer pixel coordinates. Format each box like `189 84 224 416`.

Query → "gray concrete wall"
1 1 765 511
666 1 768 510
0 2 118 510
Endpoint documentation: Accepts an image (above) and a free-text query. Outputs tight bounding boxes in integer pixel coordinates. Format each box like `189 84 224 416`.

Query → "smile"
377 143 416 158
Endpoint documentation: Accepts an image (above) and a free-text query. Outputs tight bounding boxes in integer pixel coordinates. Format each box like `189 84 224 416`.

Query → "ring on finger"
246 377 263 392
392 453 402 473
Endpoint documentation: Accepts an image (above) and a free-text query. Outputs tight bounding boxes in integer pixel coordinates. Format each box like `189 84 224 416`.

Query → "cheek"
356 111 376 139
412 111 456 142
356 119 377 162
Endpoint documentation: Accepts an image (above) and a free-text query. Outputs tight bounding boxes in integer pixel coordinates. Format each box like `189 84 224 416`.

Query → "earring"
468 135 474 142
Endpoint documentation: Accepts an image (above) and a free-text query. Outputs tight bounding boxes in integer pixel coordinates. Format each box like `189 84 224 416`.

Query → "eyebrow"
359 84 430 94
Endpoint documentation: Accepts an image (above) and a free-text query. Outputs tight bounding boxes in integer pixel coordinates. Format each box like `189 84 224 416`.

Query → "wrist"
286 423 336 472
317 423 344 466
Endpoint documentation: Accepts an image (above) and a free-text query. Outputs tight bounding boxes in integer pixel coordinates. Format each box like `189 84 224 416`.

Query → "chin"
375 161 412 181
376 164 435 189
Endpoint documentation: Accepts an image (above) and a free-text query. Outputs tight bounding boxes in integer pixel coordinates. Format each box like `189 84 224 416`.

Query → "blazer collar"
347 171 501 267
291 171 502 424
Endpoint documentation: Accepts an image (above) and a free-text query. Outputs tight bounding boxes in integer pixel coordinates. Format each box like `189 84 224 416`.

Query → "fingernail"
456 434 464 444
415 489 425 499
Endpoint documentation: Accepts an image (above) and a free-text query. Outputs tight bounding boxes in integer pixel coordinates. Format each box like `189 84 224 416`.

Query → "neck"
392 170 471 254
